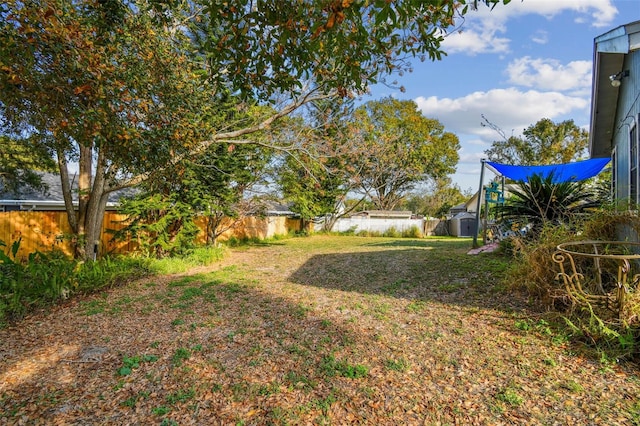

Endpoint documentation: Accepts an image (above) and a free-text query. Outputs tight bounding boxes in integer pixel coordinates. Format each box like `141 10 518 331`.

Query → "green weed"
320 355 368 378
172 347 191 366
166 387 195 404
285 371 317 390
496 387 523 407
384 357 409 372
152 406 170 416
117 354 158 376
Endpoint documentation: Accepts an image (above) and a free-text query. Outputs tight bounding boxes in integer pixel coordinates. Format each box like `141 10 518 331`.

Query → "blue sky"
366 0 640 192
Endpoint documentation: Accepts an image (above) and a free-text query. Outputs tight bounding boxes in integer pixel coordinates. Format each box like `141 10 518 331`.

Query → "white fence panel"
329 217 425 234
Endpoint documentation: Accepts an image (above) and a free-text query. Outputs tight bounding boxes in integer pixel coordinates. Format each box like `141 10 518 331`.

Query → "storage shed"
449 212 477 237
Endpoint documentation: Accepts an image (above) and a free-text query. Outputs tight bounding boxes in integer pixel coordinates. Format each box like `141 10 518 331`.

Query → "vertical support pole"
483 197 488 245
473 159 486 248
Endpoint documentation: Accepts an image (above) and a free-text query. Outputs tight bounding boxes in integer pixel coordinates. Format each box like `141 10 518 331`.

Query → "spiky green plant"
496 174 601 236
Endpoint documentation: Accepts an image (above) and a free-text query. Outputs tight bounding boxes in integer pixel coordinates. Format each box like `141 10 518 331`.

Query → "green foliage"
496 386 523 407
402 178 469 218
0 136 56 194
146 246 225 275
384 357 409 372
0 239 78 324
320 355 368 378
117 354 158 376
117 139 272 254
145 0 508 101
484 118 588 165
0 238 223 326
495 174 600 236
152 406 170 416
116 193 202 258
171 347 191 366
166 388 196 404
401 226 423 238
382 227 401 238
350 97 460 210
277 100 358 226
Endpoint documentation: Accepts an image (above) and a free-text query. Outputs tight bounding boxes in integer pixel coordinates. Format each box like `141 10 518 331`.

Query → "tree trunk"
57 148 78 234
81 149 111 260
57 143 113 260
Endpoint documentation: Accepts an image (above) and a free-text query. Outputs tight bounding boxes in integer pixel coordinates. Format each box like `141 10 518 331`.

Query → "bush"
382 227 401 238
402 225 423 238
502 210 640 361
0 240 76 324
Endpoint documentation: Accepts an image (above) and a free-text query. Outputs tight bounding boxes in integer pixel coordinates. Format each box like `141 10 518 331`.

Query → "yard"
1 235 639 425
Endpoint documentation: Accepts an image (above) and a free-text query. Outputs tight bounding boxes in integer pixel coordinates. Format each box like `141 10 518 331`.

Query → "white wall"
327 217 425 234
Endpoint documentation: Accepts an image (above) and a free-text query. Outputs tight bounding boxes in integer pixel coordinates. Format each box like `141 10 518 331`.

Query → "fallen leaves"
1 236 639 425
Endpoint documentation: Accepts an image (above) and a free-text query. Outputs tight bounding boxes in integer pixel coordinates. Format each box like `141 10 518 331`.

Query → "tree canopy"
484 117 589 166
0 0 508 258
147 0 506 100
350 97 460 210
0 136 56 193
277 99 362 229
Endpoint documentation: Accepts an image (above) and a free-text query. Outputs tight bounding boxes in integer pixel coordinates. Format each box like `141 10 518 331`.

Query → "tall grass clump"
502 209 640 361
146 245 225 274
401 225 423 238
382 226 401 238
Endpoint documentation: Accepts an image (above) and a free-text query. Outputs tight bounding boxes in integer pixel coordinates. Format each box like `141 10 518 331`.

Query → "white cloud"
441 0 619 56
505 57 592 91
442 24 510 55
415 87 592 189
531 30 549 45
414 88 588 141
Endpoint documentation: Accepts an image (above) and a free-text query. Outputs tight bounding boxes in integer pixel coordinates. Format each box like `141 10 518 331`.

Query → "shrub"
503 210 640 361
0 239 155 325
382 227 401 238
401 225 423 238
495 174 600 238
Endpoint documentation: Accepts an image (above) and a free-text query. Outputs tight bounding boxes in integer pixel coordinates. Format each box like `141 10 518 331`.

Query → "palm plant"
495 174 601 236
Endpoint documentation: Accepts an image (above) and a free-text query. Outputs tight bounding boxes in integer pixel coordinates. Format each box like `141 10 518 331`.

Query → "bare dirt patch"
1 235 638 425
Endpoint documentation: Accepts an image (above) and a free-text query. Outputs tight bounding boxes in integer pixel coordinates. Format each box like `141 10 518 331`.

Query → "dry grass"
1 235 639 425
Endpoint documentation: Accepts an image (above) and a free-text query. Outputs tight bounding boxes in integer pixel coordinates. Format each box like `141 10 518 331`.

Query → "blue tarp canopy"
485 158 610 183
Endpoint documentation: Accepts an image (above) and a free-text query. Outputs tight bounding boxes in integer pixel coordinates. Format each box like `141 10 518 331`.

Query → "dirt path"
1 236 638 425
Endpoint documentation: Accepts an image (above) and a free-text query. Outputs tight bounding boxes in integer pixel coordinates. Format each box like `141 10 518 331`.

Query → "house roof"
589 20 640 158
0 172 136 210
352 210 413 219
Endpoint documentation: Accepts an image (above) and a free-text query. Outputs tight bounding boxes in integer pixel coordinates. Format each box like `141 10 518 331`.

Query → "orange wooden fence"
0 211 303 260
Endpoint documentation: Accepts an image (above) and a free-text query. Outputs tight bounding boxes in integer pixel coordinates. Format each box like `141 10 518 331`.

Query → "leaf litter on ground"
0 235 639 425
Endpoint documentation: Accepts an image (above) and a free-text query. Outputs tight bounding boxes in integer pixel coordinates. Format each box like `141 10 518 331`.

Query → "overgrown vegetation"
0 238 224 326
330 225 424 238
500 207 640 362
494 174 600 237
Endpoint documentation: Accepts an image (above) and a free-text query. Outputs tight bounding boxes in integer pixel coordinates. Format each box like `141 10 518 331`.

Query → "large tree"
1 0 507 259
350 97 460 210
277 99 364 230
403 177 469 218
484 117 589 165
1 0 216 257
